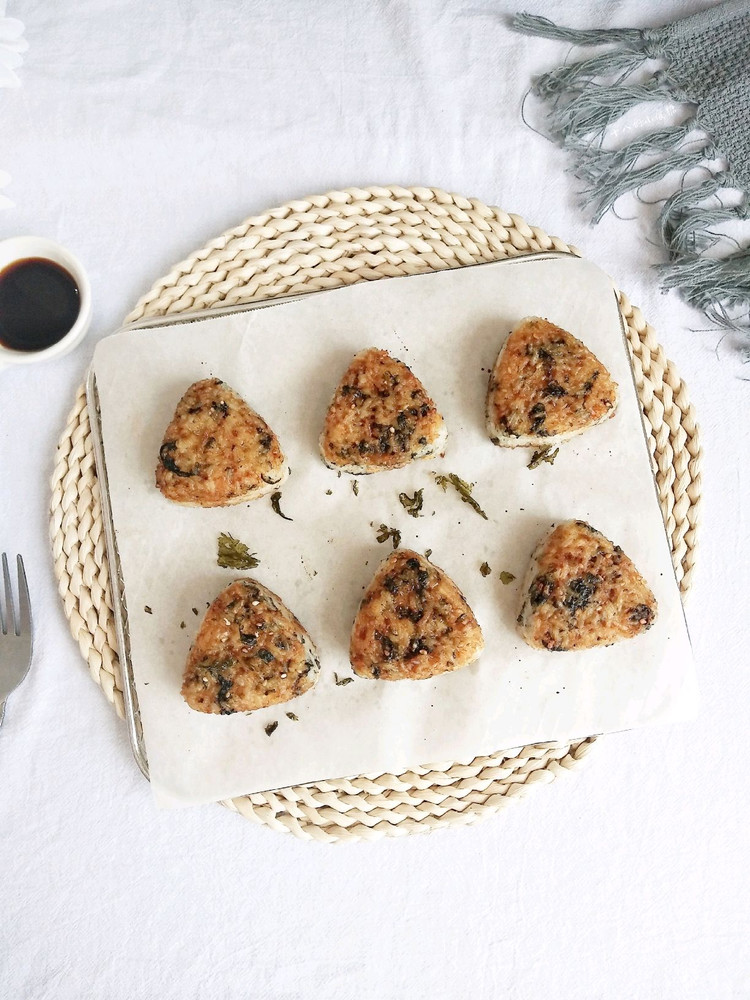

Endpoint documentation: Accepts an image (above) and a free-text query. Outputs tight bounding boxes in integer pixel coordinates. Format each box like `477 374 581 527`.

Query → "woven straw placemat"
50 186 701 842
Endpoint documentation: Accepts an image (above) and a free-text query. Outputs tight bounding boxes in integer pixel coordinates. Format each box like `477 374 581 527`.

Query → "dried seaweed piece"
375 524 402 549
398 488 424 518
527 446 560 469
270 490 293 521
217 533 260 570
433 473 488 520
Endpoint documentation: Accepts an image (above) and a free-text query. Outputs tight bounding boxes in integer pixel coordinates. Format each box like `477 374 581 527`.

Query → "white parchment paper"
92 254 697 807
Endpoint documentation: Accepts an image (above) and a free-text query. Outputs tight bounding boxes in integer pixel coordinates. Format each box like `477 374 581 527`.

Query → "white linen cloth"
1 2 747 998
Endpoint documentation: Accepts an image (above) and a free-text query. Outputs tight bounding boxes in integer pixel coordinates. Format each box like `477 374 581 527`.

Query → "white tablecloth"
2 3 748 998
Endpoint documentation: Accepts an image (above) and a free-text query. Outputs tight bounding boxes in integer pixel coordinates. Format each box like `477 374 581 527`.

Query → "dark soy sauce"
0 257 80 352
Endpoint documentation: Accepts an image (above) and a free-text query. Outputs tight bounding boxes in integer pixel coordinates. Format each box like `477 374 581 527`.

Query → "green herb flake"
480 562 492 577
352 480 359 496
180 621 186 629
527 446 560 470
433 473 488 520
499 571 516 585
270 490 293 521
217 533 260 570
286 712 299 721
424 549 433 560
325 489 333 496
398 488 424 518
192 607 199 616
334 673 354 686
375 524 402 549
144 606 152 614
264 721 278 737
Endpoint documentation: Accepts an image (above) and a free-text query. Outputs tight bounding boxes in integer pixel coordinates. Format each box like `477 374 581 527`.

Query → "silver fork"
0 554 32 727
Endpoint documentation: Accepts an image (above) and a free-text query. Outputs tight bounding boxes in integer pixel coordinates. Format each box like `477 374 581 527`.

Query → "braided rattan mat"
50 186 701 842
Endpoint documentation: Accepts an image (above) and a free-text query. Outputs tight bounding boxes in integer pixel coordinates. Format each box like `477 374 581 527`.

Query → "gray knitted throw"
514 1 750 345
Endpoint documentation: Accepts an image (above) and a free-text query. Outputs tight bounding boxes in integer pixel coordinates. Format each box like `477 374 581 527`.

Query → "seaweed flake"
398 488 424 518
217 533 260 570
159 441 198 478
375 524 402 549
433 473 488 520
270 491 293 521
527 446 559 470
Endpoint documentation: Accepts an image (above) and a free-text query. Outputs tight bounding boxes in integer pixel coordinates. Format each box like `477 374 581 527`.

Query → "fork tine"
1 553 13 636
16 555 30 635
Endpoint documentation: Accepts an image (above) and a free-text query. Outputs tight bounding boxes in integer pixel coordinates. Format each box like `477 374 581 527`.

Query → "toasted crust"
486 317 618 448
156 379 287 507
516 520 657 651
350 550 483 680
181 579 320 714
320 348 446 474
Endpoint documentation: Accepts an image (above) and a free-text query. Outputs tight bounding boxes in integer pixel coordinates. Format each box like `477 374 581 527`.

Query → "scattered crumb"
480 562 491 577
499 571 516 585
265 721 278 737
144 606 152 614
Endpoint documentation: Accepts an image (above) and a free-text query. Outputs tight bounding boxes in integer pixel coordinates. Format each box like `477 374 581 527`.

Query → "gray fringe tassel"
533 48 647 100
663 205 749 255
658 172 732 238
549 78 679 144
512 13 657 52
513 10 750 344
659 249 750 325
572 124 709 223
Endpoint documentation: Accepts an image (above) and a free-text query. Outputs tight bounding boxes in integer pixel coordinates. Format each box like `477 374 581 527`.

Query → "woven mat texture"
50 186 701 842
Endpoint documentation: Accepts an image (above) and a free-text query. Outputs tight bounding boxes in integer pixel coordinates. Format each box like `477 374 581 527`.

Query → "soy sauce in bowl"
0 257 80 352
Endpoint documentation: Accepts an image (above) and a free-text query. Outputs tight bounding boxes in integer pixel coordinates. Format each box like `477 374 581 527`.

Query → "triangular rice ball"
155 378 287 506
517 520 657 651
320 348 446 473
486 317 618 448
182 578 320 714
350 550 483 680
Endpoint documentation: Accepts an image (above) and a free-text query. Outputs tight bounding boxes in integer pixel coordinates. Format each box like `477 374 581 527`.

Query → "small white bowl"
0 236 92 371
